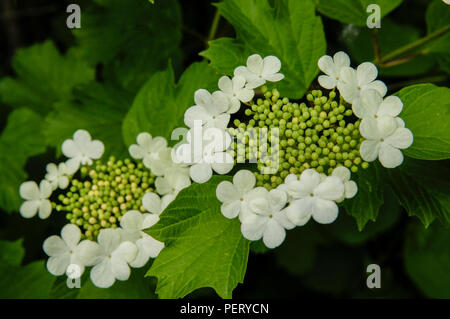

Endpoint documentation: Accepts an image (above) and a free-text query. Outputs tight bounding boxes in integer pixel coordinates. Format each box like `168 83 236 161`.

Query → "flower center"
53 156 156 240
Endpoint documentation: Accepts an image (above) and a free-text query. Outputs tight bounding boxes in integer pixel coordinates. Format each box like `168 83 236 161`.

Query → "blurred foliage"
0 0 449 299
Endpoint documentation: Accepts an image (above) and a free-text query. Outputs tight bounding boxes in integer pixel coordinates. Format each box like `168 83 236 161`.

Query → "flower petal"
97 228 122 255
221 201 241 219
19 181 40 200
120 210 143 231
262 219 286 249
142 192 162 214
38 199 52 219
19 200 39 218
262 56 281 75
385 127 413 149
356 62 378 86
314 176 344 201
246 54 263 74
61 139 80 158
344 181 358 199
378 96 403 117
86 140 104 159
75 240 101 266
331 166 350 182
240 215 266 241
378 143 404 168
47 254 70 276
90 258 115 288
318 75 337 90
284 197 313 226
318 55 335 76
333 51 350 69
189 163 213 184
61 224 81 249
311 198 339 224
360 140 381 162
236 88 254 102
43 235 68 256
216 181 239 203
218 76 232 94
365 80 387 97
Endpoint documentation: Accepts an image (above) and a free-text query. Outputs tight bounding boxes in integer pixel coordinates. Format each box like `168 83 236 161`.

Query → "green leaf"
122 61 219 146
425 1 450 53
200 0 326 98
385 158 450 227
395 84 450 160
0 108 47 212
342 164 385 231
315 0 403 27
45 82 134 159
404 221 450 298
0 240 55 298
342 19 436 77
73 0 181 90
145 176 250 299
0 239 25 266
329 189 401 245
0 41 94 115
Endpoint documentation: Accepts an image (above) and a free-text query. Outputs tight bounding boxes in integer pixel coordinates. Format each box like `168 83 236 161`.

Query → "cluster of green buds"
52 157 155 240
230 86 369 190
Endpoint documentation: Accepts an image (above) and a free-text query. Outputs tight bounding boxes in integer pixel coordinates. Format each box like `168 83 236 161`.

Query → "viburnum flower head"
338 62 387 105
359 116 413 168
331 166 358 203
218 75 254 114
353 89 403 120
62 129 104 173
240 188 295 249
234 54 285 89
19 180 53 219
88 228 138 288
216 170 260 221
317 51 350 90
283 169 345 225
175 127 234 183
45 162 71 190
184 89 231 129
128 132 171 176
43 224 98 278
120 210 165 268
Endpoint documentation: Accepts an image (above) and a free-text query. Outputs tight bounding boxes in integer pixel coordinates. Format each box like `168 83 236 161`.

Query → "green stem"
379 24 450 65
207 9 221 42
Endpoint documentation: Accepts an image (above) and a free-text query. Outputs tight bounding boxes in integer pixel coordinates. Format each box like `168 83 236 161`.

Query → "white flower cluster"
177 54 285 183
18 129 184 288
317 51 413 168
216 167 356 249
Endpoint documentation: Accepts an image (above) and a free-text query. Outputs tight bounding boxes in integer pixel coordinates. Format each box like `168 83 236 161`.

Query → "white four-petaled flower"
338 62 387 105
19 180 53 219
128 133 171 176
283 169 344 225
234 54 284 89
45 162 72 190
120 210 165 268
88 228 138 288
62 129 104 173
43 224 98 278
352 89 403 120
240 188 294 249
218 75 254 114
317 51 350 90
184 89 231 129
359 116 413 168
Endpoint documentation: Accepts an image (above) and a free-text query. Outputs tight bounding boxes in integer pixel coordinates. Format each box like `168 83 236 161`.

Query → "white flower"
240 188 294 249
234 54 284 89
128 133 171 176
89 228 138 288
317 51 350 90
62 129 104 173
175 128 234 183
120 210 165 268
45 162 71 190
19 180 53 219
155 171 191 196
216 170 259 220
218 75 254 114
184 89 231 129
338 62 387 105
283 169 344 225
43 224 99 278
352 89 403 120
359 116 413 168
142 192 175 215
331 166 358 203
